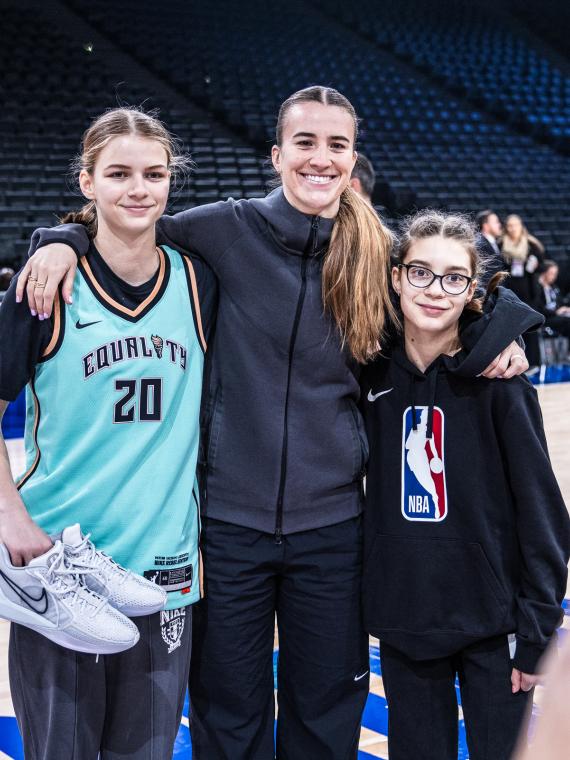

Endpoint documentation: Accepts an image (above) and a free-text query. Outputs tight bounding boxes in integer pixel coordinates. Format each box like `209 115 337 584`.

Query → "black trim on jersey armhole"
78 250 171 323
39 289 66 362
181 254 207 353
16 378 41 490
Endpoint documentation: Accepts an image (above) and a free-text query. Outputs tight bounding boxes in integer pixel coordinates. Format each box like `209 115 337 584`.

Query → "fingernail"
43 313 49 320
38 315 44 321
68 297 73 304
30 309 37 317
16 296 21 303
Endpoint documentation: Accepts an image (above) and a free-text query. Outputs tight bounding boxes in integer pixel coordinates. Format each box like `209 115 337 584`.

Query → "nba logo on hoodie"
401 406 447 521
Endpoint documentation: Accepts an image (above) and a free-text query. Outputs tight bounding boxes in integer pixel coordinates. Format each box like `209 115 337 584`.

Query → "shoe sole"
116 600 168 617
0 591 140 654
15 621 140 654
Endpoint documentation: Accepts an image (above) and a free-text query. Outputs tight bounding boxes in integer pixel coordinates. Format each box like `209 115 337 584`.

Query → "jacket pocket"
347 400 369 478
205 386 223 472
362 534 509 638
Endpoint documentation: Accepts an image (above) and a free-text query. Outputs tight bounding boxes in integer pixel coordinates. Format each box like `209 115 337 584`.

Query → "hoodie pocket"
362 534 508 637
347 400 369 478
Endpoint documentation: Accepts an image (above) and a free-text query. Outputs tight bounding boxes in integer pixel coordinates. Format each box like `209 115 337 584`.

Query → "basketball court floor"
1 383 569 759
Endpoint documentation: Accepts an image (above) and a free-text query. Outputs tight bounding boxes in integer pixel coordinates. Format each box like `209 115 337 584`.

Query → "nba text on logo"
401 406 447 521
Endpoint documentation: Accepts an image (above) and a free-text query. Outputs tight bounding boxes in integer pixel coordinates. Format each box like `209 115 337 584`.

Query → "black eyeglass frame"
398 263 473 295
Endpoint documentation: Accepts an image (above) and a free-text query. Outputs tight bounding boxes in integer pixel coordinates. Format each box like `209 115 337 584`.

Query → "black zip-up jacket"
360 333 569 673
29 191 541 538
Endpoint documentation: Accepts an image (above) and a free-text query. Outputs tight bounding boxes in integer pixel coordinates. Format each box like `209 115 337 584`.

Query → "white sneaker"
0 541 140 654
55 524 167 617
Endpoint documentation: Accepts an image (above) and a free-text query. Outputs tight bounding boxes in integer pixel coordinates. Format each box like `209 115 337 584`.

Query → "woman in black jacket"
18 91 532 759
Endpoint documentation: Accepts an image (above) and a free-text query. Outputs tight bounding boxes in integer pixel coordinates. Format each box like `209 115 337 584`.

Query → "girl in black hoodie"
361 211 569 760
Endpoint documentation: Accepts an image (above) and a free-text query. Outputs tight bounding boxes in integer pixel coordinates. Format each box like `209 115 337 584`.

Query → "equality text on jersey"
82 334 188 379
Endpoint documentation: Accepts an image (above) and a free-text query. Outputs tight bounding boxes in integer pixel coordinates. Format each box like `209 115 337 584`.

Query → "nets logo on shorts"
401 406 447 522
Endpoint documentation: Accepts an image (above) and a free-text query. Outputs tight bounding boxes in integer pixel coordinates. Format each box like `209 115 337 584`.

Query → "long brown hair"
276 86 396 363
397 210 507 314
61 107 191 237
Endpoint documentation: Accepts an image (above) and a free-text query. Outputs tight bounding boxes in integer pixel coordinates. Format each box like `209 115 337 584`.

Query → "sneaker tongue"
61 523 83 547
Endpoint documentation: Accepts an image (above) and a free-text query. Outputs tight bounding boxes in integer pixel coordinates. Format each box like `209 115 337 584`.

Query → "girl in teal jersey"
0 108 213 759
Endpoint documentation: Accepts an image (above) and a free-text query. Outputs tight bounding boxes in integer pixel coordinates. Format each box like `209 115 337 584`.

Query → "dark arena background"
0 1 569 758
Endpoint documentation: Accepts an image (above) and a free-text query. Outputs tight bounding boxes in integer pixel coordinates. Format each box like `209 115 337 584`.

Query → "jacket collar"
249 187 335 255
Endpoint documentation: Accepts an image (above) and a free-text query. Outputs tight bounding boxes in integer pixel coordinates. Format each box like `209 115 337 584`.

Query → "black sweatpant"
9 607 192 759
189 516 370 760
380 635 531 760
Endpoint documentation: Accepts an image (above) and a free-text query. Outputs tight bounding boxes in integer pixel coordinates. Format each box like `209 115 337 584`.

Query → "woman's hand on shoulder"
0 508 53 567
480 341 529 379
16 244 78 319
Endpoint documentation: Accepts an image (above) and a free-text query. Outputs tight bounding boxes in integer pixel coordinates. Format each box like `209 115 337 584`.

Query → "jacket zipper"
274 216 320 544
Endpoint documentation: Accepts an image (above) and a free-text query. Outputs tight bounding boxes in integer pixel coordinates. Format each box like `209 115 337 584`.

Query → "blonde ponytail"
323 187 397 363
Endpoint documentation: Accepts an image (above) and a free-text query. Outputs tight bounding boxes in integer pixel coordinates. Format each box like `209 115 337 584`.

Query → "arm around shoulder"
156 197 247 272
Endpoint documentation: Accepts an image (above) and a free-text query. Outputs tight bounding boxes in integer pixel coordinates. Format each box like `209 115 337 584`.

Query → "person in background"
0 267 15 295
535 259 570 338
475 209 504 286
501 214 544 305
349 152 376 206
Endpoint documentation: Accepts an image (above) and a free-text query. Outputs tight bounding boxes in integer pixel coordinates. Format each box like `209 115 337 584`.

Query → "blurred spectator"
475 209 505 286
501 214 544 305
350 153 375 206
535 260 570 338
0 267 15 292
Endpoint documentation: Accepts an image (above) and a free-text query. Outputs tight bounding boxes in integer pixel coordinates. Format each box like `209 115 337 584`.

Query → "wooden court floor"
1 382 569 759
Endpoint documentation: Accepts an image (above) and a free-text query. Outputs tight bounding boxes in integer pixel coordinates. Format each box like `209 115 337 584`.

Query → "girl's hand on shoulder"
481 341 529 379
511 667 541 693
16 244 78 319
0 509 53 567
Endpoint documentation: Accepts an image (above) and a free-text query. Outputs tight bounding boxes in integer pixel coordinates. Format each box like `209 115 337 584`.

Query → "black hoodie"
360 315 569 673
29 191 543 541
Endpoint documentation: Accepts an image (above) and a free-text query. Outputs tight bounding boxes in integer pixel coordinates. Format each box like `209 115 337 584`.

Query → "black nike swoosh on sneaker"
76 319 101 329
0 570 49 615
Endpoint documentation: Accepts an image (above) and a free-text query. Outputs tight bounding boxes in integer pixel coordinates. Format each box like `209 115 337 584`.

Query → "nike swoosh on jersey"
0 571 49 615
76 319 102 329
367 387 394 402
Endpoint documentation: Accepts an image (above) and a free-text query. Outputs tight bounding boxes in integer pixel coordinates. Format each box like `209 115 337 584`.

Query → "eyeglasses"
398 264 473 295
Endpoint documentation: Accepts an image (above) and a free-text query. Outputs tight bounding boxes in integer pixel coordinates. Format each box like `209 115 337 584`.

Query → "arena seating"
0 3 268 270
62 0 570 263
0 0 569 273
314 0 570 153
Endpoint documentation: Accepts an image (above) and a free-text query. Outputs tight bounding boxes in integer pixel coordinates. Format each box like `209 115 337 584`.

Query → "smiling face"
79 134 170 240
271 101 357 218
393 236 477 339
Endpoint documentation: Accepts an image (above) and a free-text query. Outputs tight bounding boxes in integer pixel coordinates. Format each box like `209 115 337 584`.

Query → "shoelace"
30 543 108 619
65 533 130 588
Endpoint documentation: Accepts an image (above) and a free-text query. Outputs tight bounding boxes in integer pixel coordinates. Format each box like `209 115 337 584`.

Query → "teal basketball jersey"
18 246 206 609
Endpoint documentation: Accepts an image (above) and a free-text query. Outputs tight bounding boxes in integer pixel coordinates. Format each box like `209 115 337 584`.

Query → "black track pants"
380 635 531 760
189 516 370 760
9 607 192 760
